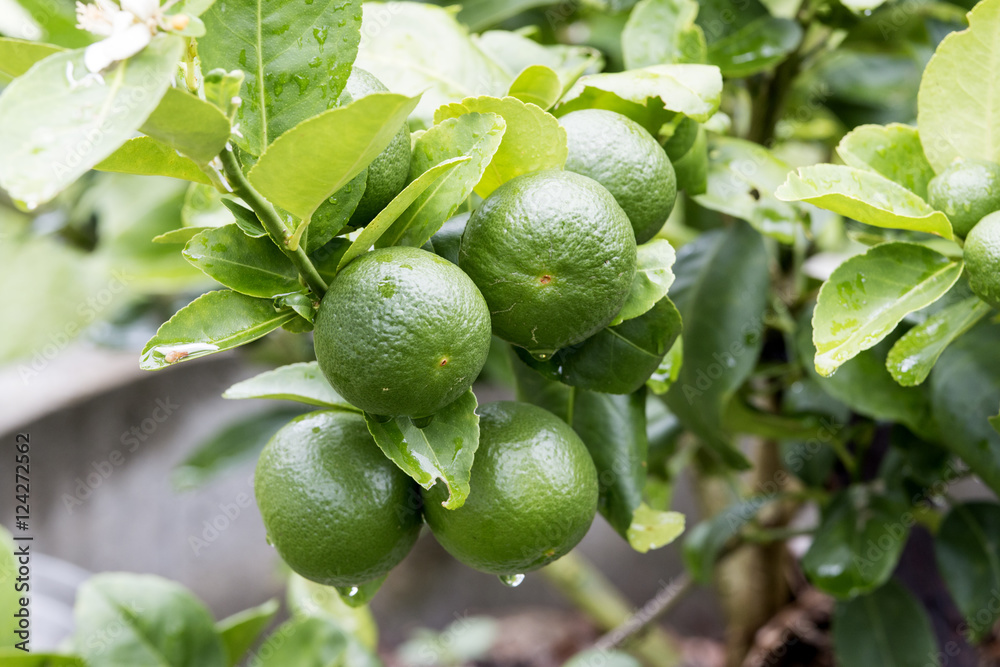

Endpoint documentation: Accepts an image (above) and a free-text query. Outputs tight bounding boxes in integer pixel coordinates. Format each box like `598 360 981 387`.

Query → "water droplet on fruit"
499 574 525 588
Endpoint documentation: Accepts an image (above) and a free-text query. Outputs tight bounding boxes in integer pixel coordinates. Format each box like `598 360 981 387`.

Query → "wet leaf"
887 296 989 386
223 361 356 409
623 0 707 68
837 123 935 199
612 239 677 325
95 137 211 184
507 65 562 110
183 224 300 298
832 581 938 667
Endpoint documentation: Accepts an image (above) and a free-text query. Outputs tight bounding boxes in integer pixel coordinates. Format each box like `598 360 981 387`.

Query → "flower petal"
121 0 160 21
83 23 153 72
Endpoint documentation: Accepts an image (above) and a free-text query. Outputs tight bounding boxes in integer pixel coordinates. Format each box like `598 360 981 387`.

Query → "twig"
592 572 694 652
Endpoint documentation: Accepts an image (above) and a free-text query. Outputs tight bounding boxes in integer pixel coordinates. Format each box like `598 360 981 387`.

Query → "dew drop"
499 573 525 588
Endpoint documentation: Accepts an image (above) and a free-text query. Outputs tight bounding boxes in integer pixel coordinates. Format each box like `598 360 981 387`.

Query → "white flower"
75 0 165 73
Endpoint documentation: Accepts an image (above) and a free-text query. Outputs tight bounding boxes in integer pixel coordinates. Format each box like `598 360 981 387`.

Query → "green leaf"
377 112 506 249
255 617 348 667
286 574 378 650
247 93 419 221
200 0 362 156
182 224 300 298
303 169 368 253
887 296 990 386
673 123 708 194
832 581 939 667
0 37 62 79
95 137 211 184
837 124 935 199
812 243 964 376
507 65 563 110
154 228 216 244
917 0 1000 173
628 503 686 553
8 0 90 49
665 223 770 470
803 487 908 598
355 2 510 127
364 389 480 510
221 199 267 238
0 36 185 208
555 64 723 126
647 337 683 395
935 502 1000 642
139 88 232 165
172 407 305 491
930 320 1000 497
455 0 556 30
217 599 280 667
623 0 707 69
683 496 774 583
74 573 227 667
776 165 954 239
706 17 802 78
223 361 356 409
0 653 85 666
140 290 296 370
183 183 234 229
612 239 676 325
338 156 472 270
476 30 603 95
434 95 567 198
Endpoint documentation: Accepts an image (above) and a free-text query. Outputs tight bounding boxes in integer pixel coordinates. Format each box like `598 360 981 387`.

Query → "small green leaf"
286 573 378 649
683 496 774 583
247 93 420 221
223 361 357 409
647 337 683 395
364 390 480 510
706 17 801 78
832 581 939 667
95 137 211 184
623 0 707 68
837 123 935 199
304 170 368 253
935 503 1000 642
140 88 231 164
887 296 990 386
613 238 676 325
153 227 217 244
627 503 686 553
507 65 563 110
812 243 964 376
183 224 300 298
217 599 280 667
338 156 471 270
476 30 603 95
434 95 567 198
141 290 296 370
221 199 267 238
0 37 62 79
775 165 954 239
255 617 350 667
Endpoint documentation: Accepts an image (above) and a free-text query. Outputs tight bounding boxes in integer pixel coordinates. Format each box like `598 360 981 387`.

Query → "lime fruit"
560 109 677 243
927 158 1000 238
254 410 422 587
422 401 599 575
342 67 412 227
459 169 637 354
964 210 1000 307
314 246 492 417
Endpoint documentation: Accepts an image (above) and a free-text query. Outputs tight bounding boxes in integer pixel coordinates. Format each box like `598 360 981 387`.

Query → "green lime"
342 68 412 227
314 246 492 417
423 401 598 576
459 170 637 354
254 410 422 587
927 158 1000 238
560 109 677 244
964 210 1000 307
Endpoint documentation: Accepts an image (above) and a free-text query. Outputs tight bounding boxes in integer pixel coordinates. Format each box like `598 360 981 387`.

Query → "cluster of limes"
254 70 678 587
927 158 1000 306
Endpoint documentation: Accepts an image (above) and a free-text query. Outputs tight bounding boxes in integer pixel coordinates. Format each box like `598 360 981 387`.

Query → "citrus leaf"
683 496 774 583
612 239 676 325
183 224 300 297
182 183 233 228
623 0 706 69
217 599 280 667
223 361 356 409
0 653 85 666
776 164 954 239
0 36 184 208
221 199 267 238
454 0 555 30
627 504 686 553
647 336 683 395
0 37 61 79
832 581 939 667
303 170 368 254
364 389 480 510
139 88 231 164
507 65 562 110
935 503 1000 643
917 0 1000 173
812 243 964 376
200 0 362 156
886 296 990 386
286 573 379 649
475 30 603 95
153 227 217 244
706 17 801 78
255 617 348 667
837 123 935 199
377 112 506 249
140 290 296 370
337 156 471 270
434 95 567 198
247 93 419 221
95 137 211 184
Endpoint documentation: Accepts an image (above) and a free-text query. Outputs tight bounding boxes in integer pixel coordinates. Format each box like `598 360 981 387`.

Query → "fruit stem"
219 147 329 297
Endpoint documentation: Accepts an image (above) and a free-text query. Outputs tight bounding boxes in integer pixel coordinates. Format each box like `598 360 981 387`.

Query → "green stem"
219 148 328 296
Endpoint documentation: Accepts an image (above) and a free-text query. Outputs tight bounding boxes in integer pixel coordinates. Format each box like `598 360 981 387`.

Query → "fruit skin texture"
964 211 1000 308
314 246 492 417
423 401 599 576
927 158 1000 238
560 109 677 244
342 67 412 227
254 410 422 587
459 169 637 353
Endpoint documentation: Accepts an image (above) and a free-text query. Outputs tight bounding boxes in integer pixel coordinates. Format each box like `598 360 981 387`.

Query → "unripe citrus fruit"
254 410 422 587
560 109 677 243
423 401 599 576
964 210 1000 307
314 246 492 417
927 158 1000 238
459 170 637 354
